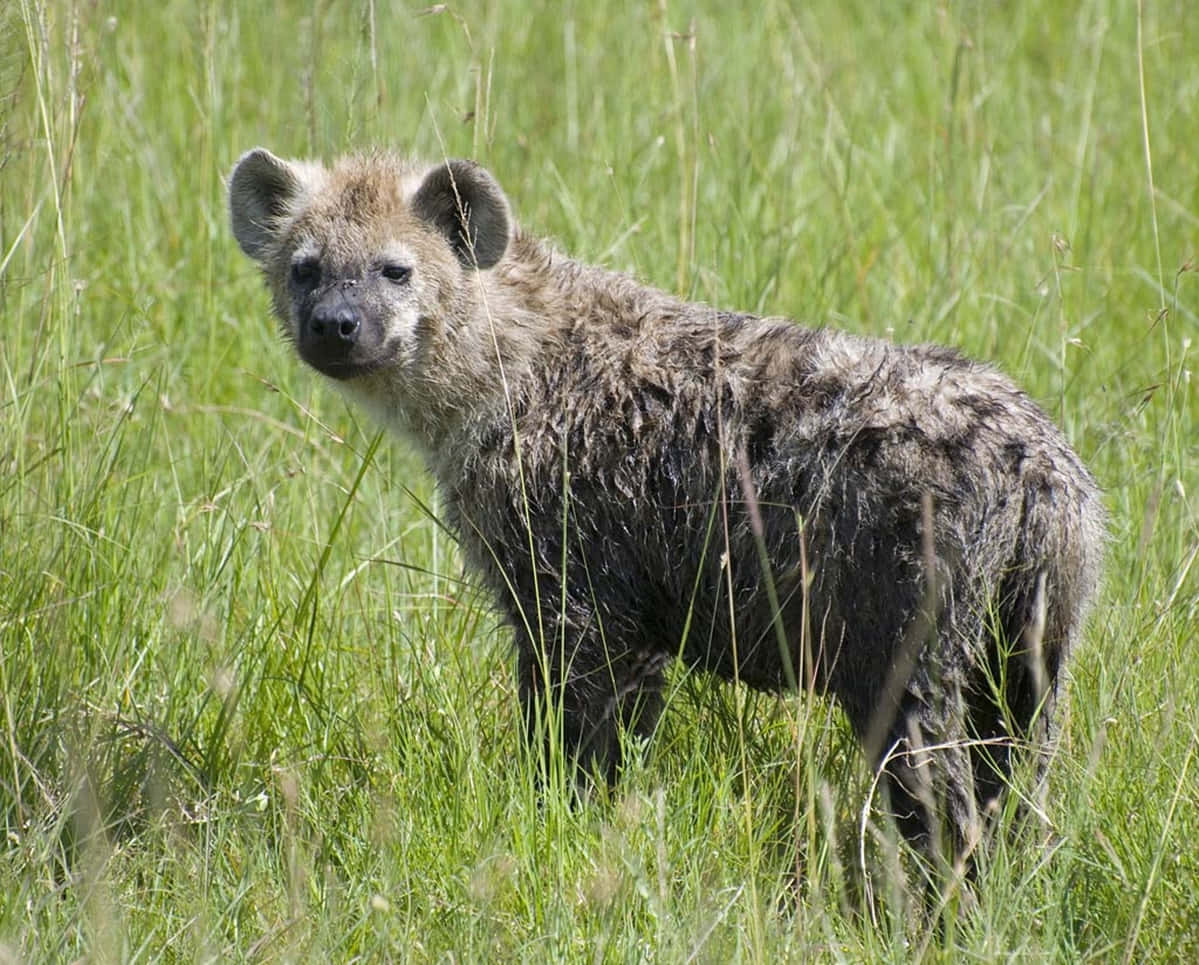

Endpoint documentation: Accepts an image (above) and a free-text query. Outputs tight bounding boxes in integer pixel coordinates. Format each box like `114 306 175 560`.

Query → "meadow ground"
1 1 1196 960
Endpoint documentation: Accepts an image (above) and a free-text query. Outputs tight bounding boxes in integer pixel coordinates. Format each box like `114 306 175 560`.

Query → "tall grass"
2 0 1196 959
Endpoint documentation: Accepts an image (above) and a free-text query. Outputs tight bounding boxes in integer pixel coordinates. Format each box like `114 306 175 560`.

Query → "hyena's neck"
345 245 551 454
362 233 680 457
497 234 686 328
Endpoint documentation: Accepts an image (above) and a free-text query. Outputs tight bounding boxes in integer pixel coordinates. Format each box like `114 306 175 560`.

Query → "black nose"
309 302 360 342
299 286 372 378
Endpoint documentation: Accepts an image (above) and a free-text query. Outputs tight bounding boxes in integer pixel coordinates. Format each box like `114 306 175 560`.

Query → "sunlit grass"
1 0 1196 959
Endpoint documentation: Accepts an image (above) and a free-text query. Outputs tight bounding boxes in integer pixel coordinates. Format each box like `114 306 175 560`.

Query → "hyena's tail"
971 459 1105 809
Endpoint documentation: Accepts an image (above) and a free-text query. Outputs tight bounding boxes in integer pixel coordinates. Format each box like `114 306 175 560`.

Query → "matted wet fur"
229 149 1105 870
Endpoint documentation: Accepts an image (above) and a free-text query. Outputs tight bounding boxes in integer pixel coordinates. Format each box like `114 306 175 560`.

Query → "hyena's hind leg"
966 563 1079 832
850 624 985 871
868 675 983 874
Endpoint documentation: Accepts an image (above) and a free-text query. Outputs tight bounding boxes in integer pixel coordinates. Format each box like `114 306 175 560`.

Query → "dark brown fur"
230 150 1105 866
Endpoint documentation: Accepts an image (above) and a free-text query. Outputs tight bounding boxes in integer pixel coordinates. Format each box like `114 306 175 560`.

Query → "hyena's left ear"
229 148 313 262
412 160 511 269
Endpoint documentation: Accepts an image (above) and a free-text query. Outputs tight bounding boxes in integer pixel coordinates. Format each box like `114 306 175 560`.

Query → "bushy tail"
1003 471 1105 733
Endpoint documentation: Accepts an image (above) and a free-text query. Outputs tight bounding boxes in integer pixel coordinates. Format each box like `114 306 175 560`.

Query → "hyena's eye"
380 263 412 285
291 258 321 289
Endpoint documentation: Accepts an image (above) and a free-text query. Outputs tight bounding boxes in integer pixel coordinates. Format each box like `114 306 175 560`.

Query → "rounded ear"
411 160 511 269
228 148 307 261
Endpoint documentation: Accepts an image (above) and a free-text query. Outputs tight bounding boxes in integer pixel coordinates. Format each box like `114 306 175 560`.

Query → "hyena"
229 149 1104 867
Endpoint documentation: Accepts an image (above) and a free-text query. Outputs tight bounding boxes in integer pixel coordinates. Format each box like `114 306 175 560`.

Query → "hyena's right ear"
229 148 313 262
412 160 511 269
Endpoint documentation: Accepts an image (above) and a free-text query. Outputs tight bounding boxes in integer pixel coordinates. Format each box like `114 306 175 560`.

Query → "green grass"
2 0 1197 959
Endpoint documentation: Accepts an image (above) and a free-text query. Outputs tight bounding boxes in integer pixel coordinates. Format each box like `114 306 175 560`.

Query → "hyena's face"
229 150 510 381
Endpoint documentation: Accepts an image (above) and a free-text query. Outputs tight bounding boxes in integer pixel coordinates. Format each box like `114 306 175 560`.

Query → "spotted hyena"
229 149 1104 867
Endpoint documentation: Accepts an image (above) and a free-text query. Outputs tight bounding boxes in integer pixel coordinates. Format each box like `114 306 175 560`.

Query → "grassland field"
1 0 1197 960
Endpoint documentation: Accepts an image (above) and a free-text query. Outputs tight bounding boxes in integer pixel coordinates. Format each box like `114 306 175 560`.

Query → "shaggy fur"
229 149 1105 865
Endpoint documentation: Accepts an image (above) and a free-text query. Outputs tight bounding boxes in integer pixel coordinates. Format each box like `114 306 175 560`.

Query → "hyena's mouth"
294 304 403 380
299 347 397 381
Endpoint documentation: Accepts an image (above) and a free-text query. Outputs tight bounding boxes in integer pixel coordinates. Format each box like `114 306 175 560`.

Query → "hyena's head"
228 149 511 381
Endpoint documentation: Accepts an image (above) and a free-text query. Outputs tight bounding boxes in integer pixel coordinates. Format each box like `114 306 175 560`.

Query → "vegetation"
1 0 1195 959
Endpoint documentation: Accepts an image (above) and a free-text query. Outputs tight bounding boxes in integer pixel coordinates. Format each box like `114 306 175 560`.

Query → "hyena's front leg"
516 632 668 788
